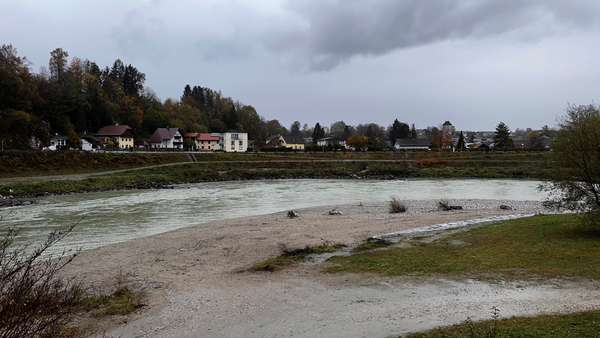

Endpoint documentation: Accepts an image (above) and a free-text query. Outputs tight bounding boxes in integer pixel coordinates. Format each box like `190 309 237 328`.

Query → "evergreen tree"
410 123 417 139
456 131 466 151
312 122 325 143
494 122 514 150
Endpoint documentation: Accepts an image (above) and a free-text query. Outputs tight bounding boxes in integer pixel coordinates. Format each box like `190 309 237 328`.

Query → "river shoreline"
53 199 600 338
0 157 554 199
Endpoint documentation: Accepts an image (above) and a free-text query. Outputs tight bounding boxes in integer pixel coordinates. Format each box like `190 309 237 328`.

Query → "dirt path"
60 200 600 337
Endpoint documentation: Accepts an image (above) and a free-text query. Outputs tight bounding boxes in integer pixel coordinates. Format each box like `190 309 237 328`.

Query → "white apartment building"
220 132 248 152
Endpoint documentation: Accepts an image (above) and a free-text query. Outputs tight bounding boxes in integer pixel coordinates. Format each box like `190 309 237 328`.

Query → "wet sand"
62 200 600 337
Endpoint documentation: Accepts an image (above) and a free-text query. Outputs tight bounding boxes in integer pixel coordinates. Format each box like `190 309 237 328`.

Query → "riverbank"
0 152 556 198
55 200 600 337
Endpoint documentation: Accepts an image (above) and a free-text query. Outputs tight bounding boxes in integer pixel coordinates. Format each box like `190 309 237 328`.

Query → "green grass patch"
79 287 144 317
326 214 600 280
408 310 600 338
352 238 393 253
252 243 346 272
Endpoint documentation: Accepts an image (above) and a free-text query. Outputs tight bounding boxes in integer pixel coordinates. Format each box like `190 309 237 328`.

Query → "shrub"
543 104 600 227
389 197 407 213
0 226 82 338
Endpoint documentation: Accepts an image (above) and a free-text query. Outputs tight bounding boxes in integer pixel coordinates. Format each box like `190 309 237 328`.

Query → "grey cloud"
272 0 600 70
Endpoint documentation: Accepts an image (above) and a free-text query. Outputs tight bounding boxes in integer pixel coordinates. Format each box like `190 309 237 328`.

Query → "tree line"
1 44 553 151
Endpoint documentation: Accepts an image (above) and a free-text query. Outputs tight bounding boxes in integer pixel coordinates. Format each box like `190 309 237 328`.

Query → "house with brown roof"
149 128 183 150
96 124 134 149
183 132 221 151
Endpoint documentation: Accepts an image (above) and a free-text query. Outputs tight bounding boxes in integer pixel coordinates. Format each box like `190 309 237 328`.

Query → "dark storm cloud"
271 0 600 70
3 0 600 129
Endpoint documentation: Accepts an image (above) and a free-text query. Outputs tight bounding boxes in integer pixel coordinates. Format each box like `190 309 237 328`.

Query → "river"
0 179 545 253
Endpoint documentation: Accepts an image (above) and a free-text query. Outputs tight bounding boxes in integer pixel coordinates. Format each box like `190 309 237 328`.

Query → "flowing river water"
0 179 546 253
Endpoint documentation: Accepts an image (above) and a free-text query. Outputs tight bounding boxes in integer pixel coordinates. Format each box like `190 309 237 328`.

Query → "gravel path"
59 199 600 337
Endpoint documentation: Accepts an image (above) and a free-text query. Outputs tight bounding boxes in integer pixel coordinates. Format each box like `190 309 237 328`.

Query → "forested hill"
0 44 281 149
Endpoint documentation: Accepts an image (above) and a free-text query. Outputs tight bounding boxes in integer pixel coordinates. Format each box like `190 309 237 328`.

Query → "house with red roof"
183 132 221 151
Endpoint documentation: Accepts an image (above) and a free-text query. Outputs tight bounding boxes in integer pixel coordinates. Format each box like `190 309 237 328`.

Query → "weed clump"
389 198 407 213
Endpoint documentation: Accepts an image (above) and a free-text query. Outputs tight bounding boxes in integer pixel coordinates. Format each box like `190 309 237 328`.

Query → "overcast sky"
2 0 600 130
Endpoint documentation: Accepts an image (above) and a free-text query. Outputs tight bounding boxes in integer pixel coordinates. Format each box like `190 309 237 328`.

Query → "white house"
394 139 431 151
81 138 95 152
149 128 183 149
317 137 347 148
47 134 67 151
220 132 248 152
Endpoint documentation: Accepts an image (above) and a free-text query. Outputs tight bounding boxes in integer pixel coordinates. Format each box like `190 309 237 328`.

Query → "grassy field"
408 310 600 338
0 151 558 197
325 214 600 280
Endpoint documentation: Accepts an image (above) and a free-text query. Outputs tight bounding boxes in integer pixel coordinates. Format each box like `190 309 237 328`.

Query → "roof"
442 121 453 126
97 124 132 136
149 128 181 143
266 134 286 145
80 135 98 144
395 138 431 147
198 133 220 141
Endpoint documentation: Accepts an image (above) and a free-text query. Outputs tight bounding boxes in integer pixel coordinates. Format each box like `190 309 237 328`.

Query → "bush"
0 226 82 338
389 197 407 213
543 104 600 226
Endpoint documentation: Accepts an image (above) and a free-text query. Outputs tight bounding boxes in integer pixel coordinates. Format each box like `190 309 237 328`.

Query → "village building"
47 134 67 151
149 128 183 149
80 136 97 152
441 121 455 150
220 132 248 152
265 134 305 151
184 133 221 151
135 139 149 150
96 124 134 149
394 138 431 151
317 137 346 148
286 143 305 151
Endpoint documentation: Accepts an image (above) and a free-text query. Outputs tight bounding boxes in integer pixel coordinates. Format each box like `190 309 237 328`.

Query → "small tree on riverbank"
544 104 600 225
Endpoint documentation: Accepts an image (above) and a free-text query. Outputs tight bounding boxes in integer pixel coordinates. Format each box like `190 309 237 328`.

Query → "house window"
231 141 235 147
